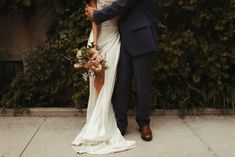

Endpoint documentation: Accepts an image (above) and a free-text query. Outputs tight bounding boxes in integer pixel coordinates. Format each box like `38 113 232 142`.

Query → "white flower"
82 73 88 81
76 50 82 58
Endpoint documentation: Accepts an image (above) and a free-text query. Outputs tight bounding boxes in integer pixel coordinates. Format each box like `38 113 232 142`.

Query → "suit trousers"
112 43 156 131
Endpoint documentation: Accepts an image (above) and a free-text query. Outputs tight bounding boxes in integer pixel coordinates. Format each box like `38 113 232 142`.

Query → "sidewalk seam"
179 117 219 157
19 117 47 157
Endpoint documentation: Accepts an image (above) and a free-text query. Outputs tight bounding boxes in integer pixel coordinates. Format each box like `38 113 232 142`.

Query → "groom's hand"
85 5 96 21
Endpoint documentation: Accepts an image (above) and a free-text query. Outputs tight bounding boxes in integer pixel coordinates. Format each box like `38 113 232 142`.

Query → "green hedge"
0 0 234 111
153 0 235 111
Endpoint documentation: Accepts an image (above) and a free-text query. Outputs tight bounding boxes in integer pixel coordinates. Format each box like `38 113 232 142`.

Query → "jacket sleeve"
93 0 140 24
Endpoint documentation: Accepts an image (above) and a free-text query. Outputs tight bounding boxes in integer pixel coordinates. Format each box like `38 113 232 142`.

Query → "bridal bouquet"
74 44 108 81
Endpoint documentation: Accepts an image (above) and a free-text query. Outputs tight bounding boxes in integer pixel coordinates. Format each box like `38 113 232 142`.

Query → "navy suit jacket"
93 0 158 56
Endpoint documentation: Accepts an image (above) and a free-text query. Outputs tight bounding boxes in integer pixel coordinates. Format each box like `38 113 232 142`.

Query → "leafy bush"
0 0 90 109
0 0 234 111
153 0 235 111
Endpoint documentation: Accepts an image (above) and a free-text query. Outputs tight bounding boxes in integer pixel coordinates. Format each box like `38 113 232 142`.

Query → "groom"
86 0 158 141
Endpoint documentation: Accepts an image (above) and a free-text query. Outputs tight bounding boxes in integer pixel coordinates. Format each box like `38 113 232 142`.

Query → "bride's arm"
93 0 140 24
90 0 100 47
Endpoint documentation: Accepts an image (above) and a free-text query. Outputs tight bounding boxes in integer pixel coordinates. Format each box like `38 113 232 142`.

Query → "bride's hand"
85 5 96 21
89 48 99 59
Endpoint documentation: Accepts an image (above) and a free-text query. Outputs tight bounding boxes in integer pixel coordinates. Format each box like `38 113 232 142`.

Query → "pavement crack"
19 117 47 157
179 116 219 157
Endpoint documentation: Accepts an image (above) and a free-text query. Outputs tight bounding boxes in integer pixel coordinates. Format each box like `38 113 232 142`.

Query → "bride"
71 0 136 154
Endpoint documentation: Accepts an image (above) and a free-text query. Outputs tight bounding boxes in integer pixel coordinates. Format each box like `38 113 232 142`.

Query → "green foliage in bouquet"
0 0 234 112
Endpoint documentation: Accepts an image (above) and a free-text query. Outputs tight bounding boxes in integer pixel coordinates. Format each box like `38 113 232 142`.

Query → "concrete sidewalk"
0 115 235 157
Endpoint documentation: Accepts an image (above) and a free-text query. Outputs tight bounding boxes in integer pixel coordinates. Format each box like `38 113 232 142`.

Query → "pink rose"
74 63 83 69
95 64 103 73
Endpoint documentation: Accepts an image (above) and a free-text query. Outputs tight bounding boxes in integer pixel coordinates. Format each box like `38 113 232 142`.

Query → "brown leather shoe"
139 126 153 141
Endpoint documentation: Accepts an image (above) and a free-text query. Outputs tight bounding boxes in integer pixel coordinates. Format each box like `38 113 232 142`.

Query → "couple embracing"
72 0 158 154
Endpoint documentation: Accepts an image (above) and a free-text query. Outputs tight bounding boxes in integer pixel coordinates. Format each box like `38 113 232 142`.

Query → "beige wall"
0 10 47 60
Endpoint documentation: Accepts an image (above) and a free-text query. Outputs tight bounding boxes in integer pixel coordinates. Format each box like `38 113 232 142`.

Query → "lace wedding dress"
71 0 136 154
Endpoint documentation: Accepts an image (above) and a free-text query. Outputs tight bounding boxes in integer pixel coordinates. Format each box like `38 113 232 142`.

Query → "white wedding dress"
71 0 136 154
